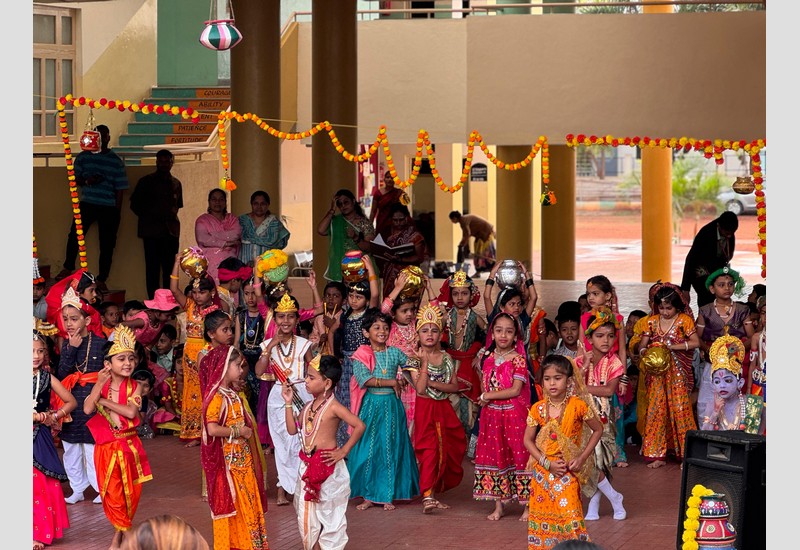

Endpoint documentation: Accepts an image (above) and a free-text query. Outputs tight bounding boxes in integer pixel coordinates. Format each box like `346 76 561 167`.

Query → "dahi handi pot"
495 260 525 290
179 247 208 279
399 265 424 299
341 251 367 283
641 344 671 376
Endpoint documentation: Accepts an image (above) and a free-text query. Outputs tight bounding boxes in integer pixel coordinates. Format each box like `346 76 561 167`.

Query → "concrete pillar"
541 145 576 280
434 144 463 263
311 1 358 283
641 147 672 282
496 145 533 269
229 0 281 216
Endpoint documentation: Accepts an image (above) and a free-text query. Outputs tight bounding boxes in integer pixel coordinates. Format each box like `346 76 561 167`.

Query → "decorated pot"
79 129 101 152
495 259 525 290
641 344 671 376
398 265 424 299
199 19 243 51
179 247 208 279
731 176 755 195
341 251 367 283
697 493 737 550
255 249 289 283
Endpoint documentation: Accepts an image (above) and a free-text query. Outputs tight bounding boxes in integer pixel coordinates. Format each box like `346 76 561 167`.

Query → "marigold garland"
566 133 766 279
33 234 45 285
681 484 714 550
55 95 200 267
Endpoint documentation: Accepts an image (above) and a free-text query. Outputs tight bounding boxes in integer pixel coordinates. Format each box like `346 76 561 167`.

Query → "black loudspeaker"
676 430 765 550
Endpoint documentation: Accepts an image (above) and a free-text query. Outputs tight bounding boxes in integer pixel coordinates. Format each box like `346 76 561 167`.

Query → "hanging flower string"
33 234 45 285
566 133 766 279
56 107 88 270
216 111 548 193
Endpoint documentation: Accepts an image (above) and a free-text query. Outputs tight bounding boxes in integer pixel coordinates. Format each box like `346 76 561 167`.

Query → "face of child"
578 296 590 314
81 285 98 304
154 310 174 324
712 368 744 399
395 302 417 327
450 287 471 309
124 308 143 321
193 288 214 308
546 330 559 350
275 311 299 336
106 351 137 378
625 315 642 339
589 325 616 354
33 339 46 371
502 296 523 318
492 317 517 350
33 285 45 301
103 306 121 327
62 305 88 338
759 305 766 330
657 301 677 320
558 320 580 348
418 323 441 349
155 333 175 355
228 279 243 293
209 319 234 346
363 319 390 346
225 356 244 385
136 379 153 397
304 366 331 396
324 287 344 311
541 365 568 399
348 291 367 312
709 275 735 300
586 284 611 309
749 310 760 332
243 286 258 308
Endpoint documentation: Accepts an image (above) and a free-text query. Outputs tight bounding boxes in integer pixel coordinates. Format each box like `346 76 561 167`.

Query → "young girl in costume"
381 269 421 437
234 276 268 441
282 355 366 550
748 296 766 404
695 266 754 423
347 308 420 511
637 283 699 468
153 343 183 434
524 355 603 550
700 334 765 435
83 325 153 545
120 289 180 350
170 254 222 446
56 287 109 505
201 345 269 550
329 266 380 446
411 303 467 514
256 293 314 507
33 329 77 550
309 281 347 351
473 312 532 521
576 307 627 521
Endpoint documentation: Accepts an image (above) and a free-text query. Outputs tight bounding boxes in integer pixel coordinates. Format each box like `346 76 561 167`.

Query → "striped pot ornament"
199 19 242 51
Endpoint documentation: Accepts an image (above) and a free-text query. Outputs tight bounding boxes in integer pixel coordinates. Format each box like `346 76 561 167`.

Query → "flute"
270 358 306 413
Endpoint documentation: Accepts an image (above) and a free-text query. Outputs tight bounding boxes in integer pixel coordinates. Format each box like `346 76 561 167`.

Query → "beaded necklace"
717 394 747 431
274 335 297 380
242 312 261 350
301 393 335 455
75 333 92 373
32 370 41 411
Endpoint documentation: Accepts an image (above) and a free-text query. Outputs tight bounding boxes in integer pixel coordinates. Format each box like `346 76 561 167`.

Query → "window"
33 5 77 141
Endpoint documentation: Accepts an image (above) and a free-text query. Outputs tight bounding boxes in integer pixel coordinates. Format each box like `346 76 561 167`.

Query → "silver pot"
495 260 525 290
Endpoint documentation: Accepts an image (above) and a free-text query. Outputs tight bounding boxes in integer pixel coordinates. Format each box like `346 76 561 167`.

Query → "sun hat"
144 289 181 312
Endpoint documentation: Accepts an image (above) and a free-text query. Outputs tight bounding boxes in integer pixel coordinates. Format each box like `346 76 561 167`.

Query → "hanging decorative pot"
731 176 755 195
79 108 101 152
540 184 557 206
200 0 242 51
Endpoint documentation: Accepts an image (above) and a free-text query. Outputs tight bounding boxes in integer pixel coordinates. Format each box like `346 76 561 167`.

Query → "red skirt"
413 397 467 495
33 467 70 545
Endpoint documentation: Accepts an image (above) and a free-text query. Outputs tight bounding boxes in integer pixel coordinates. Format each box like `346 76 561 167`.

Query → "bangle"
685 341 689 351
525 278 534 288
170 274 179 280
486 279 495 286
368 274 378 282
284 404 293 409
376 378 381 388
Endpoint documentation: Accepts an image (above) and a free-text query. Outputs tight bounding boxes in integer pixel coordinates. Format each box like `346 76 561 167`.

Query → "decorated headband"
308 354 321 372
33 317 59 339
450 270 472 288
109 324 137 356
274 293 298 313
705 265 746 296
415 303 443 332
585 306 621 337
709 333 745 377
61 286 83 311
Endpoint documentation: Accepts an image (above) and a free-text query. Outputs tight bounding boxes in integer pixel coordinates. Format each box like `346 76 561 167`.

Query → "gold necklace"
547 395 567 409
75 332 92 373
659 314 678 336
714 299 733 318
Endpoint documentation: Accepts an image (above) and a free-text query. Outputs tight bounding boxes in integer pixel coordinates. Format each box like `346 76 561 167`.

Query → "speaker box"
677 430 765 550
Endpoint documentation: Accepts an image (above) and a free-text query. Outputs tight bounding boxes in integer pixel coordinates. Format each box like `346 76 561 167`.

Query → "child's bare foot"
200 494 208 502
383 503 396 511
263 446 273 455
276 488 290 506
647 460 666 469
184 440 200 448
33 541 44 550
519 505 529 521
356 499 374 511
615 461 629 468
435 500 450 510
487 502 505 521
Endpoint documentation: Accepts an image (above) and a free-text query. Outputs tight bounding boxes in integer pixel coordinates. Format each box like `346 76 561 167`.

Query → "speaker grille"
681 460 745 548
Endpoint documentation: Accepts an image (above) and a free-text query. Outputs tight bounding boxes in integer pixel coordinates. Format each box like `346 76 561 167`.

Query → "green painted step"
149 86 230 100
133 111 222 123
120 134 208 147
126 121 217 134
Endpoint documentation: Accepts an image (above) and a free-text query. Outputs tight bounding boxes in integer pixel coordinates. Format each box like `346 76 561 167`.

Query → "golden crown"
416 303 443 332
309 353 321 371
275 293 298 313
450 270 471 288
109 324 137 356
61 286 82 311
709 334 745 377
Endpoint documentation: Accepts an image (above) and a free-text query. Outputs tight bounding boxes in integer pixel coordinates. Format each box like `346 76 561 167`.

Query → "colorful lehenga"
180 299 208 441
640 313 698 461
382 297 420 438
527 397 595 550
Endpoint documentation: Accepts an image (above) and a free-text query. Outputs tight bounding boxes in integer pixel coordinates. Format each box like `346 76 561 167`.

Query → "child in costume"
216 257 252 314
131 369 157 439
581 275 627 367
553 301 581 359
83 325 153 543
34 262 48 321
234 276 267 437
411 303 467 514
201 345 269 550
695 266 754 424
748 296 766 405
46 270 104 349
309 281 347 350
473 312 532 521
637 283 699 468
153 344 183 434
524 355 603 550
380 269 421 437
576 307 626 521
347 308 420 511
33 328 77 550
120 288 180 351
282 355 365 549
56 286 109 505
700 334 764 434
170 254 222 446
256 293 314 507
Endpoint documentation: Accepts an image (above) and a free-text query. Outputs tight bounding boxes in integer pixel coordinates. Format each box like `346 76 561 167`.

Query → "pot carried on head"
179 247 208 279
495 260 525 290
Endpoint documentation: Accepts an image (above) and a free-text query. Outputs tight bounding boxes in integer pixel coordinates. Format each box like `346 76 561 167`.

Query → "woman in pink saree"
195 189 242 284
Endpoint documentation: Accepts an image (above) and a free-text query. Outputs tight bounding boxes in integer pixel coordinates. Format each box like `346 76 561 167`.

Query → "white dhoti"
268 381 313 494
294 459 351 550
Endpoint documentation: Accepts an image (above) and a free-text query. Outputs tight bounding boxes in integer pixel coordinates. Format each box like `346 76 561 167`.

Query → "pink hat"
144 289 181 312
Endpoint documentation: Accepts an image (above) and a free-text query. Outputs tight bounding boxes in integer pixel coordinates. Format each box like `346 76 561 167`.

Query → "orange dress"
206 389 269 550
181 299 207 441
527 396 594 550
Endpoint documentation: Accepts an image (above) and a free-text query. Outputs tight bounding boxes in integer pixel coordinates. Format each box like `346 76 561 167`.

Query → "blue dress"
348 346 420 504
335 308 368 447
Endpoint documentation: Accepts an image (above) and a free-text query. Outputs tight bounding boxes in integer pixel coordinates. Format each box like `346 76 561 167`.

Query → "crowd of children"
34 242 765 549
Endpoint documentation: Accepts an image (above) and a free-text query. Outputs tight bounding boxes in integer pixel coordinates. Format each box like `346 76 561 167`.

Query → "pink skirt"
33 466 70 545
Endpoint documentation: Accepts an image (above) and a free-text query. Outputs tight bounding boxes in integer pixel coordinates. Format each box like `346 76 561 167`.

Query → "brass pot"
341 251 367 283
179 247 209 279
399 265 424 299
641 345 671 376
732 176 755 195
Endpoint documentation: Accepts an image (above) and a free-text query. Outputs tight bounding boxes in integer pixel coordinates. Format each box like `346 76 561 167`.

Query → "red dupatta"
45 270 104 339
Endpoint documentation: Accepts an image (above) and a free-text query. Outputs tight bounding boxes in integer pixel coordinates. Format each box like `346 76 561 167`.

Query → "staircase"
115 86 230 164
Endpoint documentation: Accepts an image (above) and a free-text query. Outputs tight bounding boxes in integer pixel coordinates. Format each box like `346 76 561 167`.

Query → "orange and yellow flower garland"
55 95 199 267
566 133 766 278
33 234 45 285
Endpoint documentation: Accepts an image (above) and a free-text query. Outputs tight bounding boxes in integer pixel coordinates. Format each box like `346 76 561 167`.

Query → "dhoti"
294 459 351 550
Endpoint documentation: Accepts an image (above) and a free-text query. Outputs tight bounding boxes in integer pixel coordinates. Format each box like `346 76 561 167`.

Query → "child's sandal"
423 497 438 514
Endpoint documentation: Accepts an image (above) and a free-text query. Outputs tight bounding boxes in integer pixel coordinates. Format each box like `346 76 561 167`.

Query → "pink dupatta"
348 344 377 432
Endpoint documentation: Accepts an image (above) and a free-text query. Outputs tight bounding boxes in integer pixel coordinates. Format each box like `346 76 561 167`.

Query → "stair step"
139 98 230 111
126 121 217 135
134 111 221 123
149 86 230 100
119 134 209 146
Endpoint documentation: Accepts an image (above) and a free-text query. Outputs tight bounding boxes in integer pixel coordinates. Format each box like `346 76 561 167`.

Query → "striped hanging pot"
199 1 242 51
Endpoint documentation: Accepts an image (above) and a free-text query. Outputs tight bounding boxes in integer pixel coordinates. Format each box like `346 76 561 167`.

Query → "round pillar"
541 145 576 280
641 147 673 282
496 145 534 268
